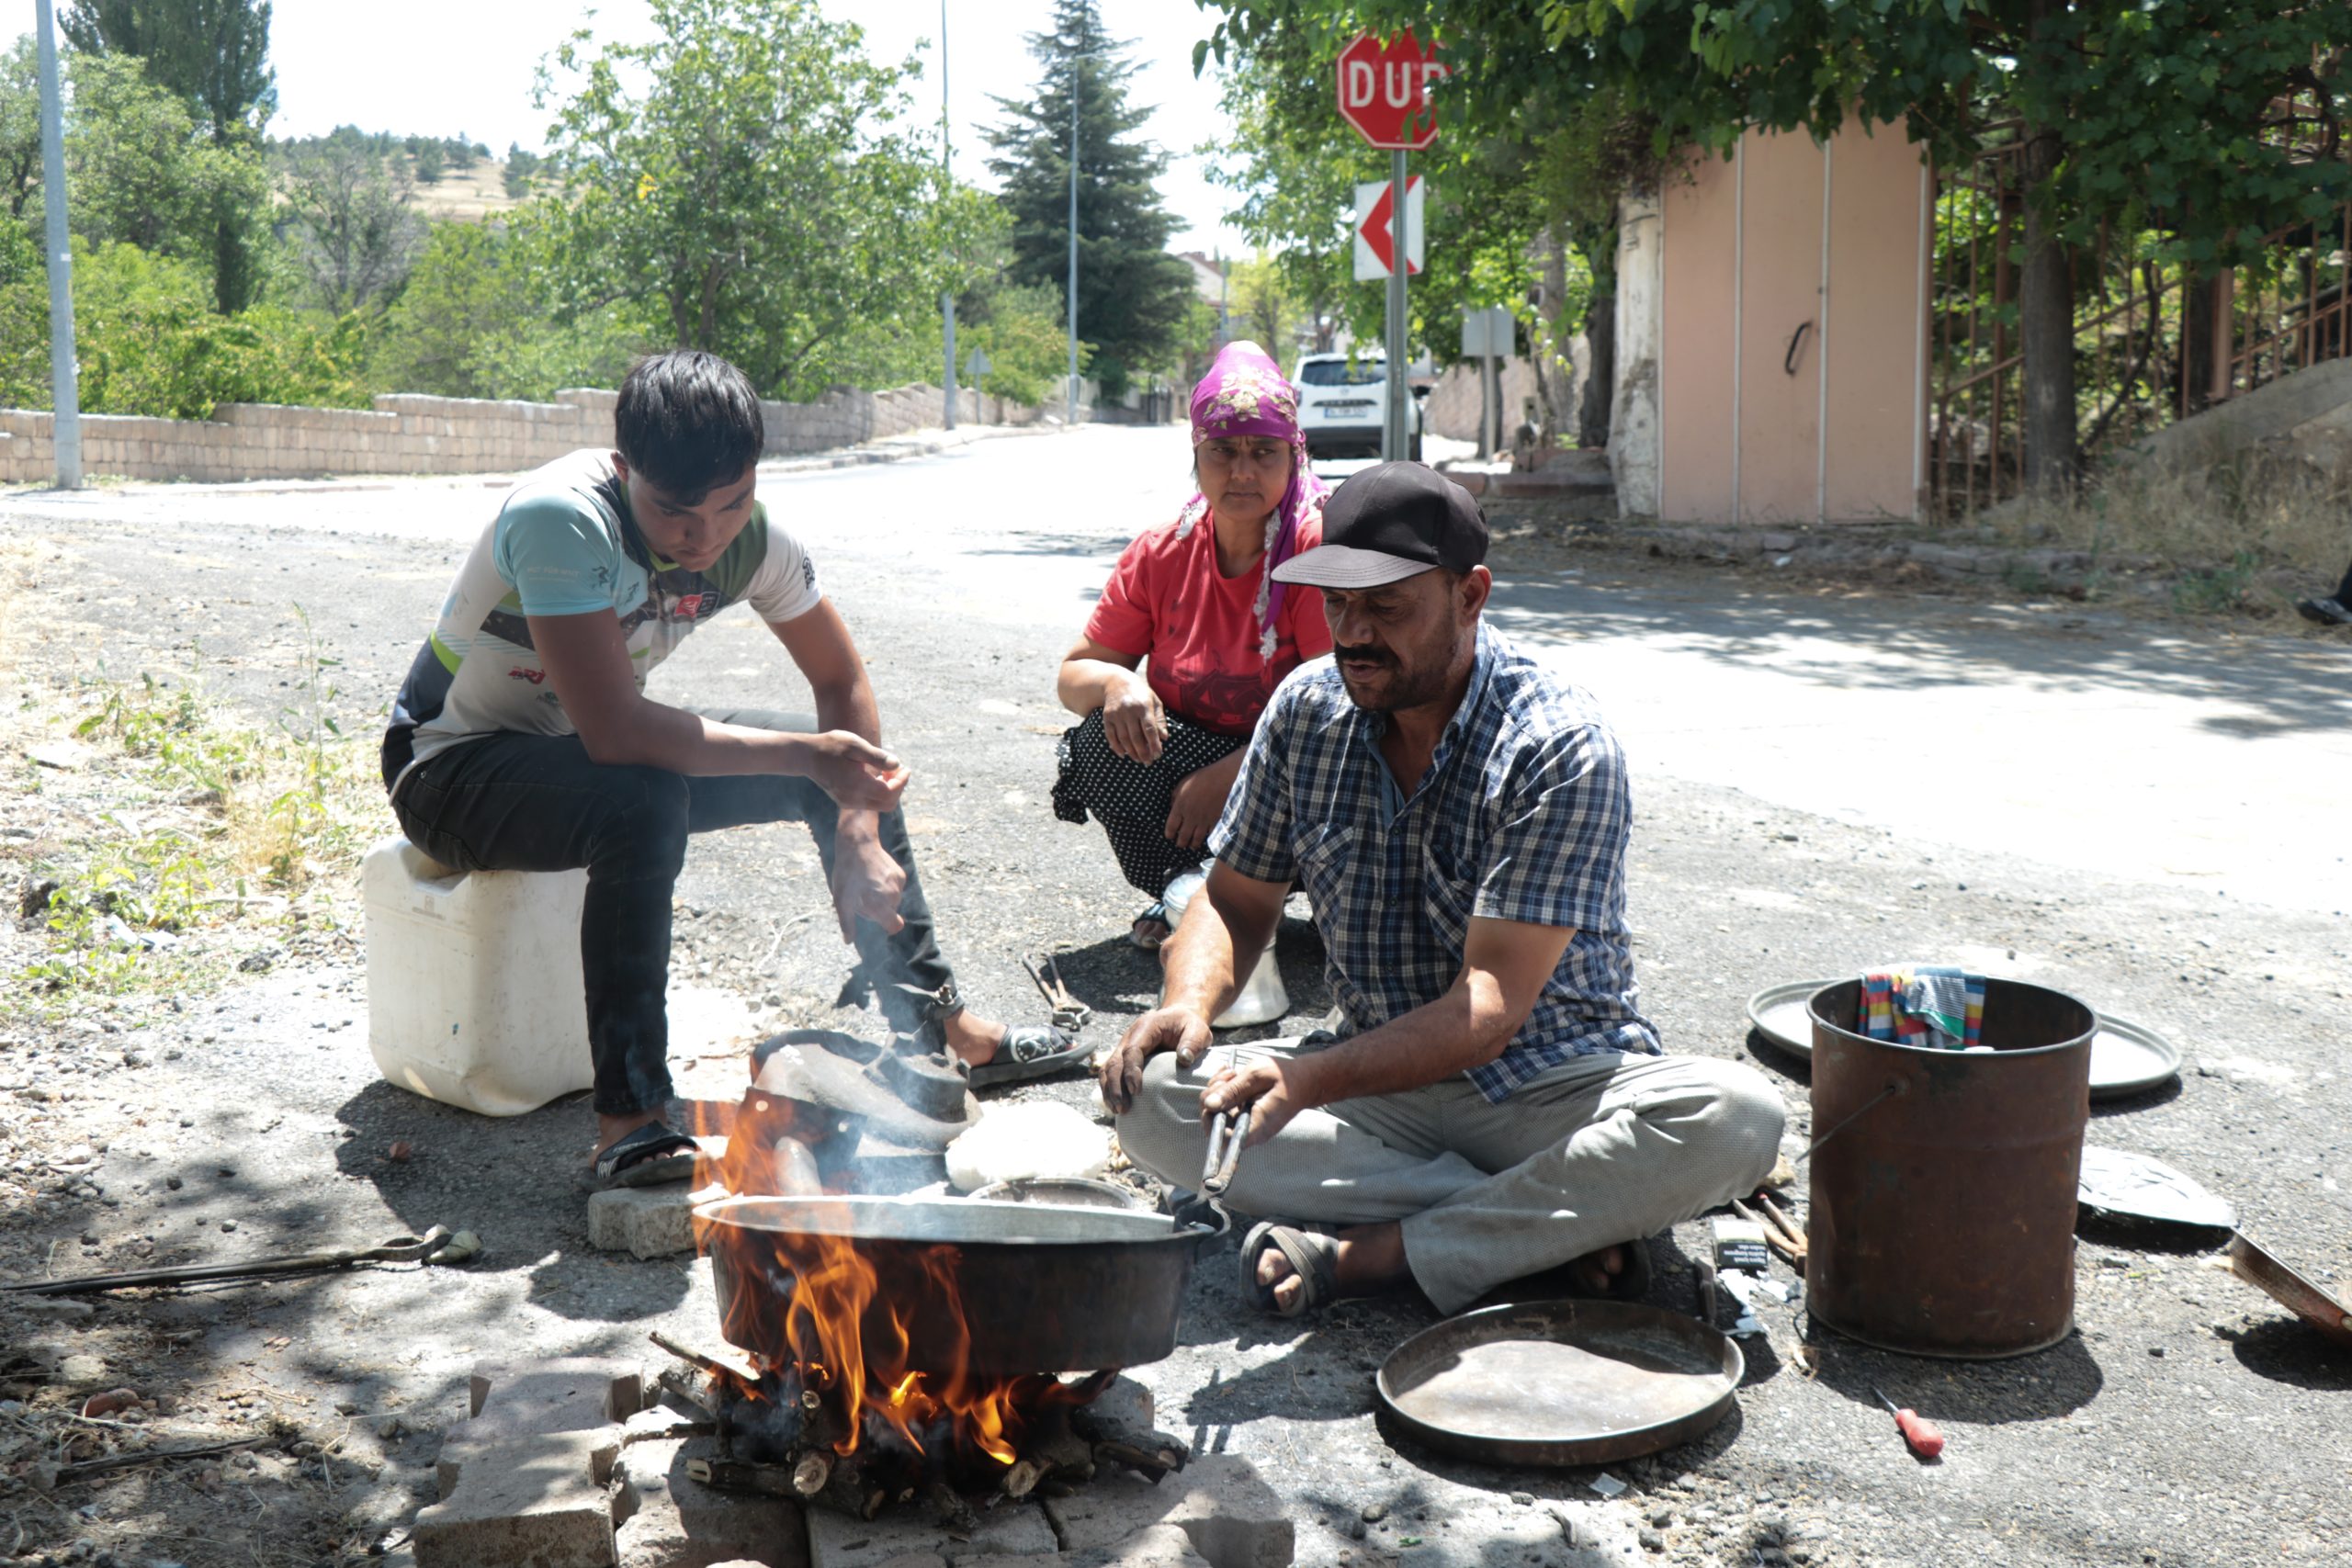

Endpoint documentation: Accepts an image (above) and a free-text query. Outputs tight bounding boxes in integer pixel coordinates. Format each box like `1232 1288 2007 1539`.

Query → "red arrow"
1358 177 1420 277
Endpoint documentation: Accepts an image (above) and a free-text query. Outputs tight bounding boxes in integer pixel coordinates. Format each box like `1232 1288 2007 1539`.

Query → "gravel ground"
0 433 2346 1568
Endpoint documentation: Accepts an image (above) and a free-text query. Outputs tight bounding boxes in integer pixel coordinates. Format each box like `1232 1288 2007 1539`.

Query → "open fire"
672 1073 1189 1524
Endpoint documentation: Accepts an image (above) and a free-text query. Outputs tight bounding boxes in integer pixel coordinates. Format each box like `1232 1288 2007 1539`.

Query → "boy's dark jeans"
385 708 954 1117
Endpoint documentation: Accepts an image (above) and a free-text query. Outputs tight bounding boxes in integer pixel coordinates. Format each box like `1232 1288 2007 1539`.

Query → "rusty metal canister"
1806 977 2096 1359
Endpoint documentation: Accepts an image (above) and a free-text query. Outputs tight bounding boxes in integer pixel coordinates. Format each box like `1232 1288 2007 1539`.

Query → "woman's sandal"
1128 903 1170 950
1240 1221 1342 1318
581 1121 700 1192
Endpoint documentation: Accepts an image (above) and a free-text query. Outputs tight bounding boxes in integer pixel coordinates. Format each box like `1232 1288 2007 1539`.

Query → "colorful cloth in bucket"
1857 966 1985 1050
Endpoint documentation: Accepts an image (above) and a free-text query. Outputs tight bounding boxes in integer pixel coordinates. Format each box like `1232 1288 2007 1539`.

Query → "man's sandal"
894 982 1090 1089
1128 903 1170 950
1240 1221 1342 1318
582 1122 700 1192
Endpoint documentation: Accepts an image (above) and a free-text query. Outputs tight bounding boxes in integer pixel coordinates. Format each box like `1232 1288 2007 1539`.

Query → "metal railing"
1928 113 2352 517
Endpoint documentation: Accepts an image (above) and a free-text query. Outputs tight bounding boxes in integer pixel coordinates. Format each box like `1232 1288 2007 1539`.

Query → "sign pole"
940 0 956 432
1384 149 1408 462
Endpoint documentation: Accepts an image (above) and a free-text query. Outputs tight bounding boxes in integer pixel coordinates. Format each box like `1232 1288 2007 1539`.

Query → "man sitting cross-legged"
380 350 1082 1193
1102 462 1786 1316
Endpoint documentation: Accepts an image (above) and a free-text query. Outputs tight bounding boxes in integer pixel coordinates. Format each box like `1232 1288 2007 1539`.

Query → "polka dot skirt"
1052 708 1247 899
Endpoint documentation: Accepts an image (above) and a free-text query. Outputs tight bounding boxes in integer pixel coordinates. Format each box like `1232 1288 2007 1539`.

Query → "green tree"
277 129 424 315
982 0 1195 400
411 139 444 184
62 0 277 312
0 218 47 406
68 239 366 418
1202 0 2352 490
1 39 38 221
65 52 264 260
372 219 651 400
534 0 966 399
502 143 541 199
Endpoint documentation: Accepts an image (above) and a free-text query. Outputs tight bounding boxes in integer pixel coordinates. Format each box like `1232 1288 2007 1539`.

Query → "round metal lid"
1376 1300 1743 1468
1744 979 2181 1100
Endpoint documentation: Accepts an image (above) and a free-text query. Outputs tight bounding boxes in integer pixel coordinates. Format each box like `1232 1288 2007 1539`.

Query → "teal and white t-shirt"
383 449 820 788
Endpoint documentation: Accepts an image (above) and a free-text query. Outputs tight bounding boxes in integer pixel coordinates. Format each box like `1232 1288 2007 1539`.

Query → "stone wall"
0 383 1044 486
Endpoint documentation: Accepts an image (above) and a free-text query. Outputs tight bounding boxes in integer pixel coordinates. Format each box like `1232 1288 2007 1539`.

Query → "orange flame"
687 1083 1044 1470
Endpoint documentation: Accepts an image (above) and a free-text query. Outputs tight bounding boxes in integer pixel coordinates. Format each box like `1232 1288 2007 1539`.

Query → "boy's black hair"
614 350 765 502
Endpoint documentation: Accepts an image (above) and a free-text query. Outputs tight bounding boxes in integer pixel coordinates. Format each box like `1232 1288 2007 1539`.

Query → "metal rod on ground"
1384 148 1408 462
34 0 80 489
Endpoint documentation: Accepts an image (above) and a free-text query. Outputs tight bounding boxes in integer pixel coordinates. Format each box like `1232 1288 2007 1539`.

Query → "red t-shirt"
1084 511 1334 735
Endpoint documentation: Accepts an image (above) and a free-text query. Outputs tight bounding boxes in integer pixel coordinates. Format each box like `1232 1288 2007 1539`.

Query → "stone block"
805 1499 1056 1568
470 1356 649 1432
413 1436 618 1568
623 1404 714 1445
1041 1455 1292 1568
438 1425 620 1503
614 1434 805 1568
588 1181 723 1258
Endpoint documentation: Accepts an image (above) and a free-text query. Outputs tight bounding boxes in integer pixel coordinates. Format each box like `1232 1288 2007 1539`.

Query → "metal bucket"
1806 977 2096 1359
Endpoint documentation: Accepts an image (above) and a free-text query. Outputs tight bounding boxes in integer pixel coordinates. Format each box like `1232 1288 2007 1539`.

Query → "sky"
4 0 1250 257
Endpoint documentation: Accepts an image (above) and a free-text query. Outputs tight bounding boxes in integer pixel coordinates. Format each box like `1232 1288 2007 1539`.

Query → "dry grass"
1977 448 2352 614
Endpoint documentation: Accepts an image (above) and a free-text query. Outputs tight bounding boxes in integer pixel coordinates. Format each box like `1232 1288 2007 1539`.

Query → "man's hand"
828 829 907 942
807 730 910 812
1099 1005 1213 1115
1201 1055 1315 1147
1163 763 1228 850
1101 671 1168 764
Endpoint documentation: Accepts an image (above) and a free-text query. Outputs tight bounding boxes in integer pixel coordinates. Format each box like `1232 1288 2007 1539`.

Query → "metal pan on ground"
1376 1300 1744 1468
2076 1146 2237 1232
1744 979 2181 1100
2226 1232 2352 1349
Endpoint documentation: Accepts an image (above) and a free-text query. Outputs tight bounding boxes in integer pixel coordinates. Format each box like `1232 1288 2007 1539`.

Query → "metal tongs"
1021 951 1091 1035
1202 1107 1251 1199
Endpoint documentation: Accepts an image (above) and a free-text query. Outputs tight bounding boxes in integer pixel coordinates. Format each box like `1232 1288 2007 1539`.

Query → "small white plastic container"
362 835 594 1115
1160 869 1288 1028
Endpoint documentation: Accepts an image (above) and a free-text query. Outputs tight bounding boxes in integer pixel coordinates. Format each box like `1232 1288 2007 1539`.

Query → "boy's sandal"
1128 903 1170 950
1240 1221 1342 1318
967 1022 1088 1089
582 1121 700 1192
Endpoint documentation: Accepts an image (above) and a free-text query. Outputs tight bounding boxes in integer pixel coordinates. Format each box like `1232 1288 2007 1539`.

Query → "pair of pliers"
1021 952 1092 1035
1202 1108 1250 1199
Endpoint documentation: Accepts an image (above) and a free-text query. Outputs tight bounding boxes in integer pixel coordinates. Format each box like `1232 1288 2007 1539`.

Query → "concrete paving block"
614 1435 806 1568
1041 1455 1292 1568
413 1434 619 1568
805 1499 1056 1568
438 1426 621 1502
588 1182 724 1258
470 1357 648 1434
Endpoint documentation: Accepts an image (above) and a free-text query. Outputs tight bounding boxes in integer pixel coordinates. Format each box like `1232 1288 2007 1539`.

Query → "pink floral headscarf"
1179 340 1329 660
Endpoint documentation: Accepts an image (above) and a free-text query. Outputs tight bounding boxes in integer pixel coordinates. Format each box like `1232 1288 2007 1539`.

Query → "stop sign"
1335 29 1449 151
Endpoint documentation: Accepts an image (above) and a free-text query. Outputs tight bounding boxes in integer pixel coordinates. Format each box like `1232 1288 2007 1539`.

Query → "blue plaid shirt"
1207 622 1657 1102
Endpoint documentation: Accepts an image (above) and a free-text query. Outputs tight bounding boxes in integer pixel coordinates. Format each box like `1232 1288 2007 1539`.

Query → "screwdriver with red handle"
1871 1386 1945 1459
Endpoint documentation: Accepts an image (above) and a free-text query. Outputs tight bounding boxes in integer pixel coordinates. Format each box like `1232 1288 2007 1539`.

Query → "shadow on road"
1483 572 2352 736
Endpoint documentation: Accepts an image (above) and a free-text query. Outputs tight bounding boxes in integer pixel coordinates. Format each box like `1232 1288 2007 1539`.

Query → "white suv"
1293 352 1421 461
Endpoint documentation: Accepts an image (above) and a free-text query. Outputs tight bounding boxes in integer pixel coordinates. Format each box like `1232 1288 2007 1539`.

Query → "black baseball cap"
1272 462 1487 589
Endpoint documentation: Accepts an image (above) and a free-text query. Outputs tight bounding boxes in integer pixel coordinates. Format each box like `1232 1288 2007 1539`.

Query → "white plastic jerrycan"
1160 868 1288 1029
362 835 594 1115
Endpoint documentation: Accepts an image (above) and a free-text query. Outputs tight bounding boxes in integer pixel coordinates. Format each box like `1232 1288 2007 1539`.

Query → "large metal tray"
1745 978 2181 1100
1376 1300 1743 1468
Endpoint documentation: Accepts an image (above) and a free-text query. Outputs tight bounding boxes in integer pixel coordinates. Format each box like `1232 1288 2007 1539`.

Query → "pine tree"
982 0 1193 400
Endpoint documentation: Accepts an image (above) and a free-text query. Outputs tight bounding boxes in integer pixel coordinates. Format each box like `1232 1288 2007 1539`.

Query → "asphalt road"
2 428 2346 1568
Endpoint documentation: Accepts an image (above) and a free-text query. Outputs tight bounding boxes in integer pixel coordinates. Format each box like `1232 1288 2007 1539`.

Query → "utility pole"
1066 57 1080 430
940 0 956 432
35 0 80 490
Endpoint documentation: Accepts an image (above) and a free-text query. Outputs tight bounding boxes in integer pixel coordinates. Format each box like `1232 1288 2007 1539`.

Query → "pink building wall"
1652 121 1930 524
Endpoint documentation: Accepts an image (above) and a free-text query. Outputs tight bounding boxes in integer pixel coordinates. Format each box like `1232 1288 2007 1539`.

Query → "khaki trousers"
1117 1041 1787 1313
